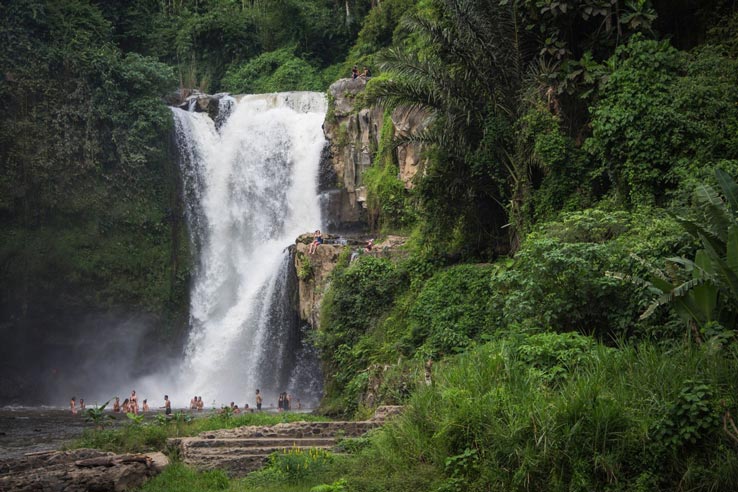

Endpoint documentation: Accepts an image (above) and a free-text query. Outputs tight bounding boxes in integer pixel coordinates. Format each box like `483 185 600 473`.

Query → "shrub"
221 47 323 93
512 331 597 384
265 447 335 482
318 255 409 413
136 463 228 492
496 207 688 341
246 447 334 486
407 264 498 359
587 36 738 206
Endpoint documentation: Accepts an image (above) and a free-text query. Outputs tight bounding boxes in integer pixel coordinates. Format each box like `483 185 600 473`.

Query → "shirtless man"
196 396 203 411
190 396 197 410
142 399 149 412
79 398 86 411
113 396 121 413
255 389 263 411
130 390 139 415
162 395 171 415
70 397 77 415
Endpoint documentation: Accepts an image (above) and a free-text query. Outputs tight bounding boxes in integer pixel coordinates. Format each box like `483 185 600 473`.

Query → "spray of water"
156 92 326 408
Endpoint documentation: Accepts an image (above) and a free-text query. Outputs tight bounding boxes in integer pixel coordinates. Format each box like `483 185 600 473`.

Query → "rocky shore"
0 449 168 492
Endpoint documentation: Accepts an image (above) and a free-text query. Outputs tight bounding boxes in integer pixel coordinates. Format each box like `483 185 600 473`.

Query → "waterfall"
169 92 326 408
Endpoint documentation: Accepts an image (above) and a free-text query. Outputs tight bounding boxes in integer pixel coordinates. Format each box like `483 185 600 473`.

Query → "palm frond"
716 168 738 218
641 277 707 320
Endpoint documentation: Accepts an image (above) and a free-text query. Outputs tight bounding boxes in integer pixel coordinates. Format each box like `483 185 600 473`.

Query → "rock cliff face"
292 234 408 329
320 78 428 232
292 234 351 329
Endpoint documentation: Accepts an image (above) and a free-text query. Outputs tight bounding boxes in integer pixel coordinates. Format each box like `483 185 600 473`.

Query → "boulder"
0 449 169 492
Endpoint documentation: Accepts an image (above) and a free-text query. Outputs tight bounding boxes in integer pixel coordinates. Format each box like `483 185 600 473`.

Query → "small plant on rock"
126 412 145 426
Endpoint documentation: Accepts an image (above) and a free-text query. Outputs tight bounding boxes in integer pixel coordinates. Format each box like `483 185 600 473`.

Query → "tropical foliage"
5 0 738 491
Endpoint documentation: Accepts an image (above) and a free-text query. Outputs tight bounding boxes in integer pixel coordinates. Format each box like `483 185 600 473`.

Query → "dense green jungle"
3 0 738 490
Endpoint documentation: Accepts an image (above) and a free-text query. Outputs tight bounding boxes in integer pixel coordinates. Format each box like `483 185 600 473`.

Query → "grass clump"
136 463 229 492
246 448 337 487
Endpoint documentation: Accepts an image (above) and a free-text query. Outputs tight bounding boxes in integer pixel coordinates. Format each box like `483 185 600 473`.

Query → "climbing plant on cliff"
363 111 415 231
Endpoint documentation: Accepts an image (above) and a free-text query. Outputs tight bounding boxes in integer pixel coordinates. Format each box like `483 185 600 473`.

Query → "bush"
496 207 688 341
318 255 409 414
407 264 498 359
221 47 324 94
137 463 229 492
266 447 335 482
512 331 597 384
587 36 738 206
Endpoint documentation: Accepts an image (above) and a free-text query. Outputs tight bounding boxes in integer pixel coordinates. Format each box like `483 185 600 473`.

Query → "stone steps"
169 406 403 477
184 437 338 449
184 444 337 456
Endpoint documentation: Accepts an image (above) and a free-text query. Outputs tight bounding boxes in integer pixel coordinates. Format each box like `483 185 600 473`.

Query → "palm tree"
367 0 536 255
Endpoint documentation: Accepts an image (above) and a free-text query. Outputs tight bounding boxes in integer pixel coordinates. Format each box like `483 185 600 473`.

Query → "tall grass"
336 337 738 492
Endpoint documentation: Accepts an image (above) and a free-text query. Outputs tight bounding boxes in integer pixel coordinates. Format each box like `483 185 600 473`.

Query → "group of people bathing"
224 390 301 413
70 388 300 415
70 390 156 415
278 391 301 411
111 391 150 414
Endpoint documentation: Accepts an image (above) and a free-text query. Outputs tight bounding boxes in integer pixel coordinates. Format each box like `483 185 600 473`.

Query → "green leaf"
727 225 738 275
716 168 738 218
693 250 717 323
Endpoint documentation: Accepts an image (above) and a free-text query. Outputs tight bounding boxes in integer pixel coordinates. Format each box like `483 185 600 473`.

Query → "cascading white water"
169 92 326 407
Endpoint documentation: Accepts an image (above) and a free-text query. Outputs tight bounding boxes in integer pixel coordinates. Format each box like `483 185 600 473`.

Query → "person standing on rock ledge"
256 389 263 410
162 395 171 415
70 396 77 415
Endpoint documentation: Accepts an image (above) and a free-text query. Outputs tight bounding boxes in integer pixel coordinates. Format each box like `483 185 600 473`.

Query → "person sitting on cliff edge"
308 230 323 254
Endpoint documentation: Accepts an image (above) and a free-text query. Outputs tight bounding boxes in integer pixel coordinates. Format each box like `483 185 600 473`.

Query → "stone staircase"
168 406 402 477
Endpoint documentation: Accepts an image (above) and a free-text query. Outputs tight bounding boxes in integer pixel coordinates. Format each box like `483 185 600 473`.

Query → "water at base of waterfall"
148 92 327 409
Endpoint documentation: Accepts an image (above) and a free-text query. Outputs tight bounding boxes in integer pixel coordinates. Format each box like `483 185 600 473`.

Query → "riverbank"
0 407 322 459
0 407 101 459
